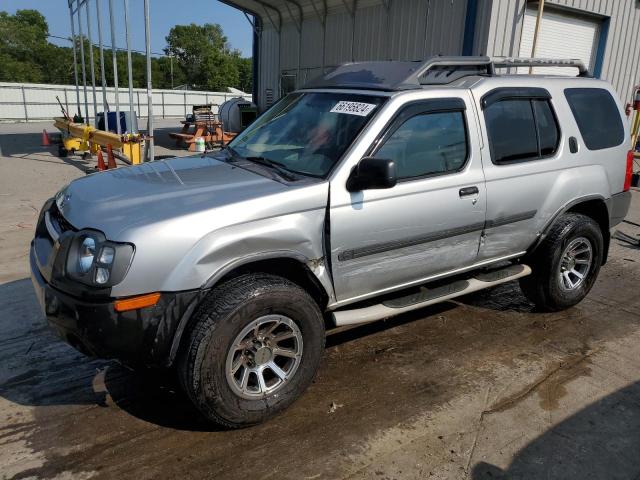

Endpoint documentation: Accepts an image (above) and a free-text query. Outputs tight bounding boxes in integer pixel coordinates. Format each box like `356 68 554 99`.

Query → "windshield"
228 92 386 177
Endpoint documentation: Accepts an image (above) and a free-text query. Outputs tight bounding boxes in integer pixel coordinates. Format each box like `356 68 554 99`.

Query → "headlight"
78 237 96 273
66 231 134 287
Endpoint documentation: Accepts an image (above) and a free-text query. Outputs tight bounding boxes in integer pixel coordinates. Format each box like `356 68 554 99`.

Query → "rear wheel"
520 213 603 311
178 273 325 428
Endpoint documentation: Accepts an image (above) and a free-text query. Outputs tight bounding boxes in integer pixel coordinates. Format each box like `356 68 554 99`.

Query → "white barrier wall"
0 82 251 122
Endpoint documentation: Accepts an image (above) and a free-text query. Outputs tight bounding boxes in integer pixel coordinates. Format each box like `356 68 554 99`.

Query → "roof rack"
491 56 589 76
402 56 590 86
302 56 590 92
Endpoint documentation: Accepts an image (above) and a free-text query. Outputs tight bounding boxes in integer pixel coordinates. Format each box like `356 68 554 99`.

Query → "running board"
332 264 531 326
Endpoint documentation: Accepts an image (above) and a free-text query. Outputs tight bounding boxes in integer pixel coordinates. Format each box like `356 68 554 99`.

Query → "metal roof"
219 0 384 30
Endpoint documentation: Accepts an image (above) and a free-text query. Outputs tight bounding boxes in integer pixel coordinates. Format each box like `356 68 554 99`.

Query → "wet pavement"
2 123 640 479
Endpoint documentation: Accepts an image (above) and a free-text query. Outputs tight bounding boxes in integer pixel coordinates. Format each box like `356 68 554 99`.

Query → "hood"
57 154 294 239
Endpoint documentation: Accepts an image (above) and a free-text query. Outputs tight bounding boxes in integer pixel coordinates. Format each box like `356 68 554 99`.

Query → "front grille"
49 202 75 235
33 200 77 285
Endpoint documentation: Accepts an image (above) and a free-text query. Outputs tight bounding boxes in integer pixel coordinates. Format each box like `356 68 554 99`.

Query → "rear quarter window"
564 88 624 150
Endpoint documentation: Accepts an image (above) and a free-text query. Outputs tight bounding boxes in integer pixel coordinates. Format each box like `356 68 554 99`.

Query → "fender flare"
527 194 610 258
166 250 335 365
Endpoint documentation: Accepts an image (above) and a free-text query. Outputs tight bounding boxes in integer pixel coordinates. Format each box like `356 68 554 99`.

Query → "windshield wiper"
221 144 240 160
245 156 299 181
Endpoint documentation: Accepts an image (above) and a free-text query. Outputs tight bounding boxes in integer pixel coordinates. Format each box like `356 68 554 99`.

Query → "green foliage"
0 9 252 92
0 9 50 82
235 56 253 93
164 22 251 91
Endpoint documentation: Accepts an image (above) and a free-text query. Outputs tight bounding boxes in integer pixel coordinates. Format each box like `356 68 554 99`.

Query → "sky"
2 0 253 57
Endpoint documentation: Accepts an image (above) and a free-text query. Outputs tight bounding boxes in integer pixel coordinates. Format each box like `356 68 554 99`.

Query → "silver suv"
31 57 632 427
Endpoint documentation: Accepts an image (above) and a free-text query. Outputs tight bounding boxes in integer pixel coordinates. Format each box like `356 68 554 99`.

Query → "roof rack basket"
491 56 589 76
403 55 590 87
303 56 590 91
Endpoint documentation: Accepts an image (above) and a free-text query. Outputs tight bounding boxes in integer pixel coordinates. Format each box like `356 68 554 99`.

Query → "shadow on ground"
472 380 640 479
0 133 93 173
152 126 190 152
0 127 194 169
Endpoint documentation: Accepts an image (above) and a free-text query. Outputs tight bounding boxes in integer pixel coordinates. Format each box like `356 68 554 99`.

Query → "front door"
329 95 487 304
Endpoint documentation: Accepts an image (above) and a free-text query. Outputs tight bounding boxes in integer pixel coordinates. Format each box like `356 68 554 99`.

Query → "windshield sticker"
330 101 377 116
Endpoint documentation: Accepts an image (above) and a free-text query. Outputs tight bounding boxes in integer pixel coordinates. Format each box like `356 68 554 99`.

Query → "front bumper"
30 244 200 366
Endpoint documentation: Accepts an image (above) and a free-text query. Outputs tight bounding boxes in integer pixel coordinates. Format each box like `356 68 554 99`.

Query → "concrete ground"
2 121 640 480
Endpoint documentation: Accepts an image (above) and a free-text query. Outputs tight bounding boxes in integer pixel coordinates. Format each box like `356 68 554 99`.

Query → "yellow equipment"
60 133 82 156
121 137 144 165
53 117 143 164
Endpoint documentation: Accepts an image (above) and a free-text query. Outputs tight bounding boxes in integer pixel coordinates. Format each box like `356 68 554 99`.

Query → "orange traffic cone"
41 129 50 146
96 150 106 171
106 144 117 169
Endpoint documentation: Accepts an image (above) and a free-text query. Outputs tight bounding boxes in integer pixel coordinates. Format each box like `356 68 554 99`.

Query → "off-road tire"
519 213 604 311
177 273 325 428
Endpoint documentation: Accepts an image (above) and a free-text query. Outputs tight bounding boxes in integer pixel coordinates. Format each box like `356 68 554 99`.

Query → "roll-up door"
519 7 600 75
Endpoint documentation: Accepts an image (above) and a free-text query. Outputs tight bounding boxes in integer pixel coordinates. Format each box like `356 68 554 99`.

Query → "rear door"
475 87 564 260
329 93 486 304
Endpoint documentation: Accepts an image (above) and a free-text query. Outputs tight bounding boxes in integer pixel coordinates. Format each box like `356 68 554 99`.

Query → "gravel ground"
2 121 640 480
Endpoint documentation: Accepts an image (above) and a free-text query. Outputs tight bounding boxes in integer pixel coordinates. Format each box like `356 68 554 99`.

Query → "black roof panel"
303 61 425 91
303 58 495 91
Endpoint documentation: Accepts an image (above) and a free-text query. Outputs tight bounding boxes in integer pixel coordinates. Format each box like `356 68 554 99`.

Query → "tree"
0 10 251 92
234 56 253 93
165 23 252 92
0 9 51 82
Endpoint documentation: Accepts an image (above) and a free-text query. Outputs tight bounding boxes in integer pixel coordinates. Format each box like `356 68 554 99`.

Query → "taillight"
624 150 634 192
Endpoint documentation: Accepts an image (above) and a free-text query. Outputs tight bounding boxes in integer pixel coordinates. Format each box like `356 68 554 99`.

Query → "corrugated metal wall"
483 0 640 101
256 0 469 109
255 0 639 109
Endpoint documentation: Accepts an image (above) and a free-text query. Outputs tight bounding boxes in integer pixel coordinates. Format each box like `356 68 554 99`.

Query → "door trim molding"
337 209 537 262
337 221 486 261
485 210 537 228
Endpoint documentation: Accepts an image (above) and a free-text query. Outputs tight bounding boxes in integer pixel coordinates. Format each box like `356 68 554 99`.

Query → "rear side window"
484 98 560 164
564 88 624 150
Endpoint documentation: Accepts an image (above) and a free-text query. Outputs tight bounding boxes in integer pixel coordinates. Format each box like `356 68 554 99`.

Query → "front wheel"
520 213 603 311
178 273 325 428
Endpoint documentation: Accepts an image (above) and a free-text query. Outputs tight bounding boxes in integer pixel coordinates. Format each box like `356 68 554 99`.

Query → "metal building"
225 0 640 110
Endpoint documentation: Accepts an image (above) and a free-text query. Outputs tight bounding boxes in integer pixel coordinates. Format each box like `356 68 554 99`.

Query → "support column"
144 0 154 162
68 1 81 117
108 0 121 134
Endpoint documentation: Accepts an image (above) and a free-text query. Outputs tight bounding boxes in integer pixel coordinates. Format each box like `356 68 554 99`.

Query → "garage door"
519 7 600 75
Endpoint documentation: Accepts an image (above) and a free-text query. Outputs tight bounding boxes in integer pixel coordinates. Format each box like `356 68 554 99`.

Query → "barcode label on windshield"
330 101 377 116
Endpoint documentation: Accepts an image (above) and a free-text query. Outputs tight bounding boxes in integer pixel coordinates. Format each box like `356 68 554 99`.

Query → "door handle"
569 136 579 154
459 186 479 197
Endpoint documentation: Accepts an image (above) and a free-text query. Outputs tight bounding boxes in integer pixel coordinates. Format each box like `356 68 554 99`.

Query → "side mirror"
346 157 397 192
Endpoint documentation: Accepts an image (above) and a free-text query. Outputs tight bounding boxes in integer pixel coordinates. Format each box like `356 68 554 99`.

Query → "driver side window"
375 109 468 180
